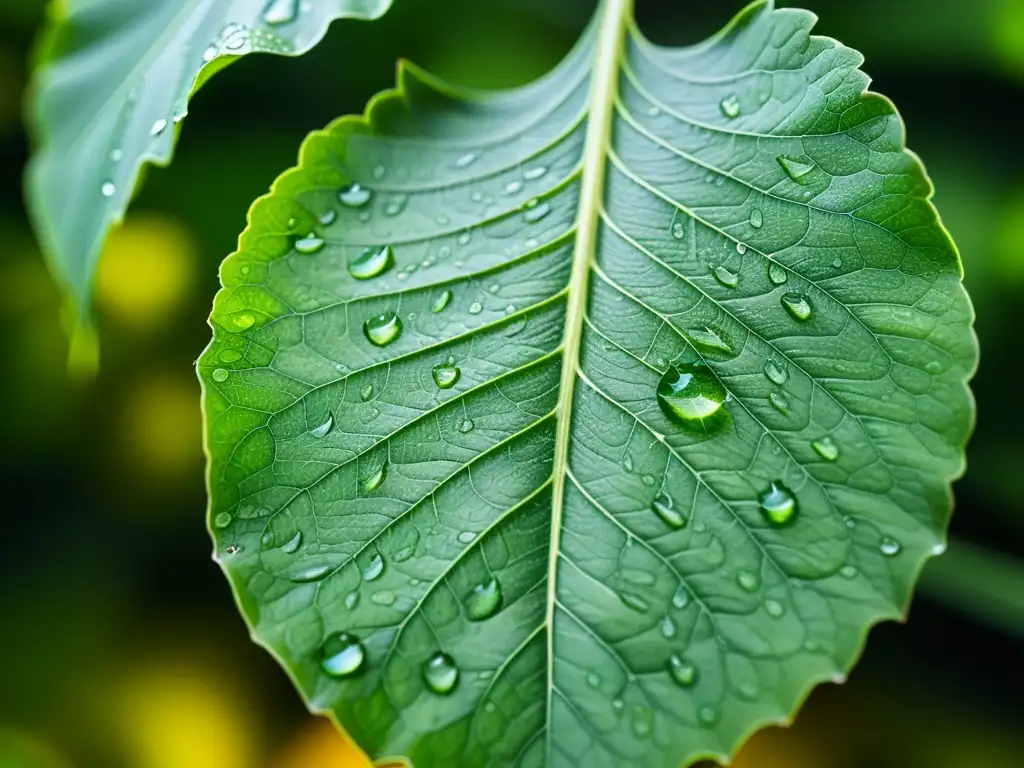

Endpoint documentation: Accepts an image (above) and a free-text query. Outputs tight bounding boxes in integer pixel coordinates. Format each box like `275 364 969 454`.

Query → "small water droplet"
738 571 760 592
759 481 798 526
468 301 483 315
339 182 371 207
698 707 719 727
763 359 788 385
832 257 843 269
455 152 477 168
466 577 502 621
685 326 733 355
344 591 360 610
319 209 337 226
458 419 474 434
647 105 661 116
423 651 459 695
294 234 324 254
781 292 812 321
765 599 785 617
150 118 168 136
109 148 123 162
310 413 334 438
720 94 741 119
363 553 385 581
432 363 461 390
523 166 547 181
371 590 395 606
457 531 477 545
504 180 522 195
641 474 655 487
320 633 365 677
736 242 747 255
750 208 763 228
672 584 690 609
431 290 452 313
281 531 303 554
613 698 625 712
523 200 551 223
668 654 698 687
292 564 331 582
361 463 387 494
671 219 685 240
359 383 374 401
457 231 471 246
657 364 728 424
651 492 686 529
621 455 634 473
812 436 839 461
211 368 229 383
101 181 116 197
348 245 394 280
659 614 677 638
586 672 601 688
620 592 649 613
769 392 789 413
622 569 656 587
840 565 858 579
777 156 817 183
880 537 902 557
768 262 788 285
713 265 739 288
363 311 402 346
214 512 232 528
631 705 653 739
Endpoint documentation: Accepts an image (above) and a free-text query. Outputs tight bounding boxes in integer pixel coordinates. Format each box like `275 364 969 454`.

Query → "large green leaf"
25 0 393 314
199 0 977 765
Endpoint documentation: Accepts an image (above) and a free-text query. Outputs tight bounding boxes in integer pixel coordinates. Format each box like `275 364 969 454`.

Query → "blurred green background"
1 0 1022 766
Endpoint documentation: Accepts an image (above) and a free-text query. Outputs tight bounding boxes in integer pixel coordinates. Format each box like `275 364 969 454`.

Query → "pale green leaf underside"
200 1 976 766
26 0 392 310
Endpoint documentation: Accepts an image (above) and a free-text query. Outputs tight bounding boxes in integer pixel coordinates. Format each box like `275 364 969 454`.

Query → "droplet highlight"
310 413 334 438
651 492 686 529
349 245 394 280
668 654 698 687
423 652 459 695
759 481 798 526
657 364 728 424
781 292 812 321
294 234 324 254
363 311 402 346
432 363 461 390
339 182 371 207
466 578 502 621
812 436 839 461
320 633 365 677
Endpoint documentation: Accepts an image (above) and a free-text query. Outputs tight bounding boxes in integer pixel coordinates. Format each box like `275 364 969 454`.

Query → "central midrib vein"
545 0 631 747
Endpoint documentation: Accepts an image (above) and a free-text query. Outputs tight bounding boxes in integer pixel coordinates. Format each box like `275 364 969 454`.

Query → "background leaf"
199 1 976 765
25 0 394 316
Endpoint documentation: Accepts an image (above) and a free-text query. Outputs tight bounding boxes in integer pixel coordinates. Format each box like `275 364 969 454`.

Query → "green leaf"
199 1 977 765
25 0 394 314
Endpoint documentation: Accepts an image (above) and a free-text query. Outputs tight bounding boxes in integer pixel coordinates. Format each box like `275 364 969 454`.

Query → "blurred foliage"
1 0 1022 766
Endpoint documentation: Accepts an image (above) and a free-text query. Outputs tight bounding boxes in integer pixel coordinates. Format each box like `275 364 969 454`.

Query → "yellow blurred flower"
269 718 372 768
120 370 202 479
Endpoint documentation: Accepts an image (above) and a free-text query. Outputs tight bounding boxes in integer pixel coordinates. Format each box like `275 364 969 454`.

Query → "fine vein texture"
199 1 977 766
26 0 393 314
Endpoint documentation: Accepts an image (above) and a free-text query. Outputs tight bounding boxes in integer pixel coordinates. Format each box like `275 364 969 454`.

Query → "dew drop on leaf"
348 245 394 280
659 614 677 638
431 289 452 313
294 234 324 254
363 552 385 581
214 512 232 528
781 292 813 321
720 93 741 118
684 325 733 354
339 182 371 207
458 419 475 434
764 358 788 385
344 591 360 610
282 531 303 554
371 590 395 606
310 413 334 438
101 181 116 197
631 705 654 739
150 118 168 136
361 463 387 494
812 436 840 461
698 707 719 727
840 565 858 579
750 208 763 228
880 536 902 557
777 156 816 182
736 242 747 255
671 218 685 240
672 584 690 609
523 166 547 181
765 599 785 618
651 492 686 529
768 262 788 285
211 368 229 383
713 265 739 288
523 200 551 223
319 209 336 226
457 531 477 544
668 654 698 687
656 364 728 424
619 592 650 613
432 363 461 390
465 577 502 621
468 301 483 315
320 632 365 677
586 673 601 688
759 481 798 526
363 311 402 346
359 383 374 401
423 651 459 695
769 392 789 413
737 571 760 592
455 152 477 168
291 564 331 583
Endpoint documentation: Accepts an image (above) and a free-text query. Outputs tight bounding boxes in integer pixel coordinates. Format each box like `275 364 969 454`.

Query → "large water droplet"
720 94 741 119
339 182 371 207
764 358 788 385
768 262 788 285
631 705 654 739
651 492 686 529
363 553 385 581
781 292 812 321
349 245 393 280
620 592 650 613
294 234 324 254
657 364 727 424
432 362 461 389
759 481 798 526
282 531 303 554
668 654 698 687
713 265 739 288
466 577 502 621
320 633 365 677
423 651 459 695
363 311 402 346
880 536 902 557
523 200 551 224
812 436 839 461
431 290 452 313
750 208 763 228
310 413 334 438
361 463 387 493
777 156 816 183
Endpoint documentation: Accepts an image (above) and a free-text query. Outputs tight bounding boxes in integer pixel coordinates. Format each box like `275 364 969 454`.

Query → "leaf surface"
200 1 977 765
26 0 393 311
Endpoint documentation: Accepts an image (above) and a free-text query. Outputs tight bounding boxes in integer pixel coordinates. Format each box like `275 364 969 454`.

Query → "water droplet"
720 94 741 119
777 156 816 183
622 569 656 587
641 474 655 487
101 181 116 197
736 242 747 255
620 592 649 613
523 200 551 223
668 654 698 687
468 301 483 315
657 364 728 424
362 553 385 581
318 209 337 226
263 0 297 24
358 384 374 402
672 584 690 609
586 673 601 688
363 311 402 346
931 542 947 556
738 681 759 700
423 652 459 695
764 359 788 385
371 590 395 606
466 577 502 621
750 208 763 228
292 564 331 582
759 481 798 526
432 363 461 390
523 166 547 181
781 292 812 321
455 152 477 168
202 46 218 62
631 705 653 739
339 182 371 207
211 368 229 383
310 413 334 438
427 289 452 314
713 265 739 288
457 531 477 544
613 698 625 712
652 492 687 529
320 633 365 677
361 463 387 494
647 105 661 116
458 419 474 433
738 571 760 591
109 148 123 162
504 180 522 195
880 537 902 557
685 326 733 355
214 512 232 528
769 392 789 413
294 234 324 254
812 436 839 461
393 544 415 563
698 707 718 727
768 262 788 285
348 245 394 280
660 615 677 638
765 599 785 618
832 257 843 269
621 455 634 473
840 565 858 579
671 218 685 240
344 590 360 610
150 118 168 136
